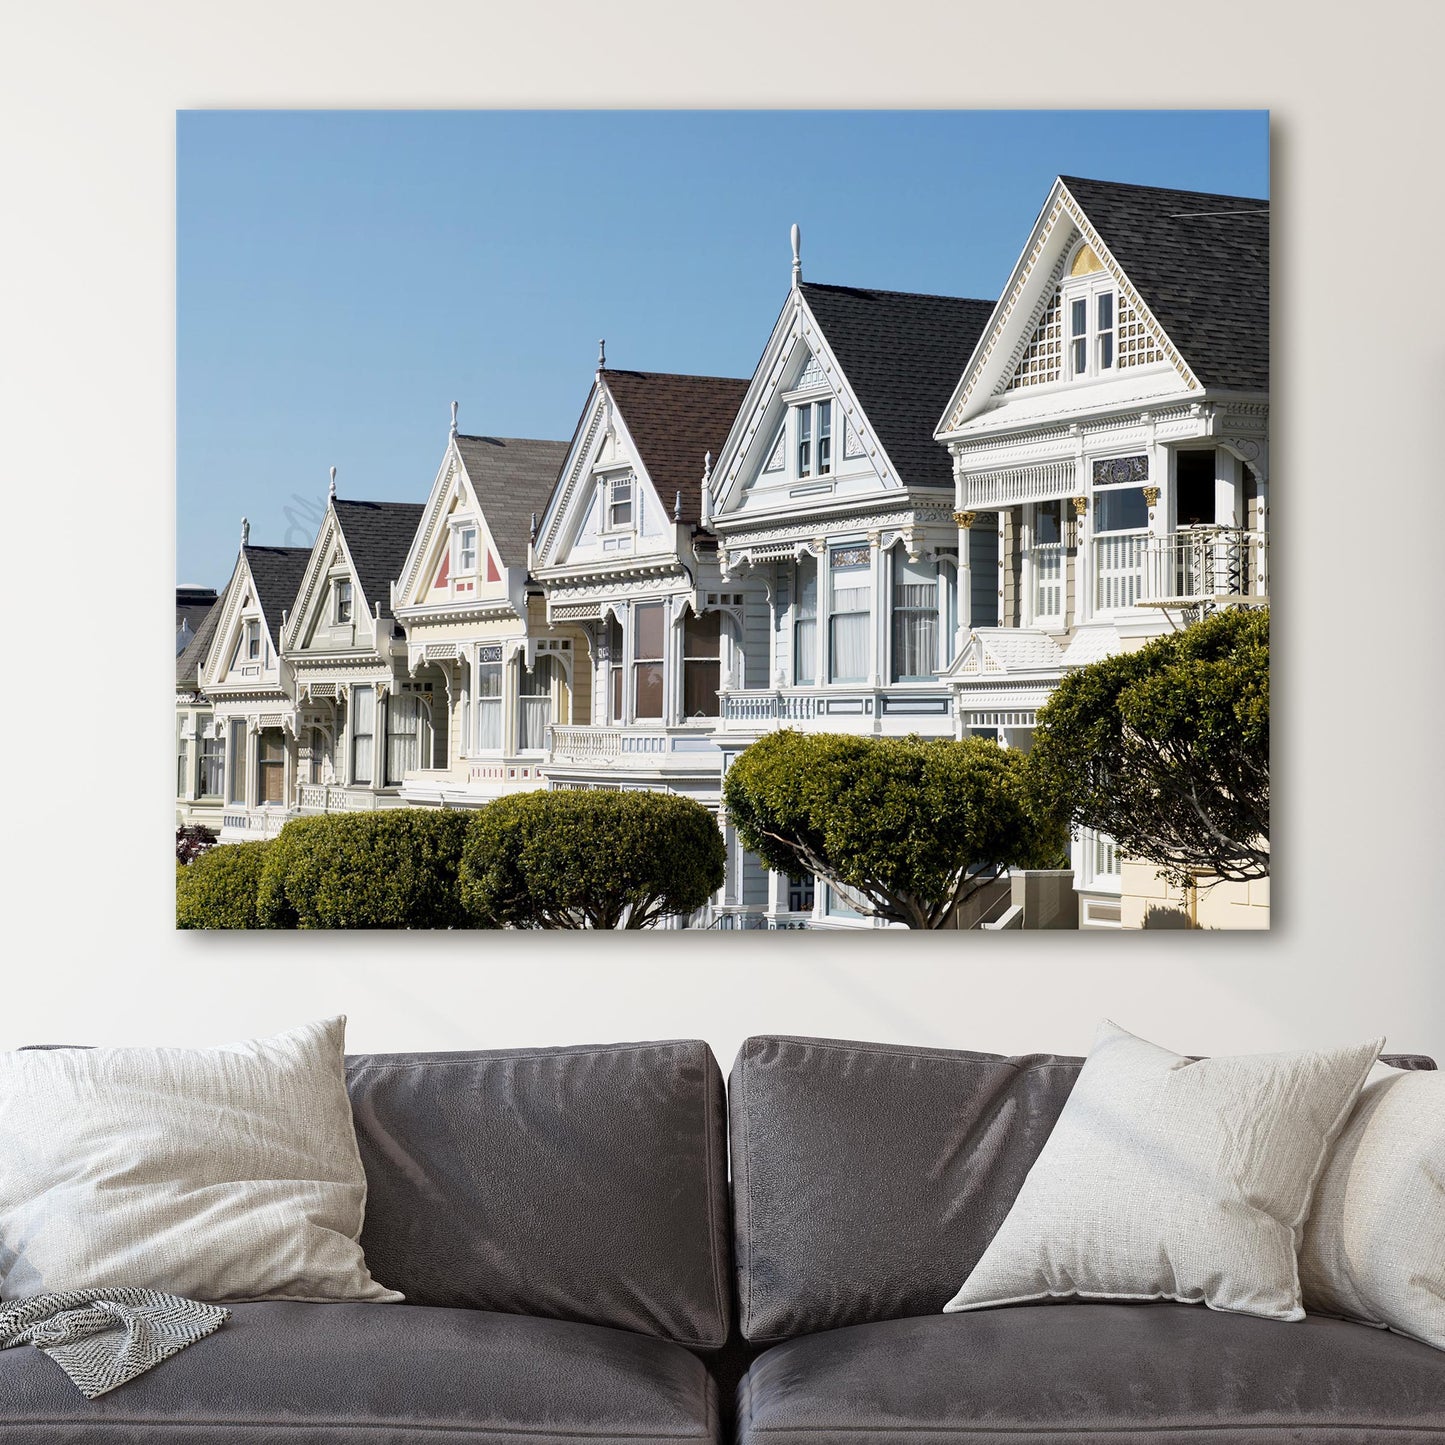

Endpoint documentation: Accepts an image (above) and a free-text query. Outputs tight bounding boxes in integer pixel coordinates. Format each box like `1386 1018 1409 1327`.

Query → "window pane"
634 662 664 718
633 602 664 661
1036 499 1063 545
1097 292 1113 330
683 660 721 717
517 656 554 751
794 555 818 684
892 555 939 681
228 720 246 803
817 401 832 474
1095 486 1149 533
1071 298 1087 337
830 611 869 682
1072 338 1087 374
352 686 374 784
1100 334 1114 369
200 734 224 797
387 694 425 783
610 666 623 722
797 406 811 475
683 609 721 660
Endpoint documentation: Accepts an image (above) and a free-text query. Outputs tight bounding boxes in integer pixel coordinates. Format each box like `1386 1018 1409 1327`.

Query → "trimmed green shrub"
460 789 726 929
723 730 1067 929
176 839 273 930
256 809 473 929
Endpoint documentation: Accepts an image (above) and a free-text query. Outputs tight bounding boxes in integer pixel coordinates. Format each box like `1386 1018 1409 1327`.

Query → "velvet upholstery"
0 1301 720 1444
729 1034 1436 1344
735 1304 1445 1444
346 1040 731 1347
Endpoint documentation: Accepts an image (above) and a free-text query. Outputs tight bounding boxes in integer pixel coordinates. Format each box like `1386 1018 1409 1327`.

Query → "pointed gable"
243 545 311 646
800 284 994 489
176 596 222 690
600 371 748 525
330 500 425 620
452 435 570 568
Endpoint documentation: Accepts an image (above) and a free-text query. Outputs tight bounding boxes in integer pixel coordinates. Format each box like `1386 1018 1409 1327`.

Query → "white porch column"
953 510 974 641
868 530 883 688
1071 494 1090 628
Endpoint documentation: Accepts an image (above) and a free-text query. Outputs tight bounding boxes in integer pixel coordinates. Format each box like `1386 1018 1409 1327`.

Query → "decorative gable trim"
536 383 608 566
283 506 373 654
393 442 462 609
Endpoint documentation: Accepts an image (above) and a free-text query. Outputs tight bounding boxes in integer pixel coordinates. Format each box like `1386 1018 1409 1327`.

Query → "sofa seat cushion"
737 1303 1445 1445
0 1301 719 1444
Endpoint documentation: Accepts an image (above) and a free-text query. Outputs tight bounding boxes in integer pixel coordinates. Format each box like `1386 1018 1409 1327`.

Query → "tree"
459 789 726 929
722 731 1066 930
1026 605 1268 888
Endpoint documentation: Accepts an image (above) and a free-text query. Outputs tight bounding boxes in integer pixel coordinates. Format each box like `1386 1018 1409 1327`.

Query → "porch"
1090 526 1268 613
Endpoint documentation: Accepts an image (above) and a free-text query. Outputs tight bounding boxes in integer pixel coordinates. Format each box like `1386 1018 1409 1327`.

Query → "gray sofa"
0 1035 1440 1443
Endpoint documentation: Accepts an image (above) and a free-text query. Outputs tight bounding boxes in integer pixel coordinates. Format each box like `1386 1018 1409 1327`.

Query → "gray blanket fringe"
0 1288 230 1397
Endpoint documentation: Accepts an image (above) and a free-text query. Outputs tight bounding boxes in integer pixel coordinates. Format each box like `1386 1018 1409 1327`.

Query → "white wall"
5 3 1443 1068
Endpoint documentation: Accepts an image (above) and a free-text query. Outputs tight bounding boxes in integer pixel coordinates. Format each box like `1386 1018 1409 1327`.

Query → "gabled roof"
176 586 218 636
331 500 426 620
800 283 995 489
176 596 222 690
242 545 311 646
453 435 570 567
600 370 749 525
1059 176 1268 393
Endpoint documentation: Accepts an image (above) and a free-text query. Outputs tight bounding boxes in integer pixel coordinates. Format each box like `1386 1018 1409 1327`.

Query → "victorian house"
281 480 426 819
934 176 1269 928
197 531 311 842
390 414 573 807
175 590 223 833
530 360 752 813
703 233 996 925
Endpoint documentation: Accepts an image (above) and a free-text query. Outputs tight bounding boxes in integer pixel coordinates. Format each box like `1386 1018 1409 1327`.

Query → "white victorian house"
197 530 311 842
281 484 428 819
934 175 1269 928
531 361 752 812
703 235 997 925
175 591 223 833
391 417 575 807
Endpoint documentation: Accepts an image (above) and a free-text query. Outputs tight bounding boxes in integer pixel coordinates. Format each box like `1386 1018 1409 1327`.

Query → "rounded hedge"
176 839 273 930
459 788 726 929
256 809 473 929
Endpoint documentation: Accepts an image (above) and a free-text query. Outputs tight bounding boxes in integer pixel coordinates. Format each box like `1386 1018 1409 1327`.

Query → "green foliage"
176 840 272 930
722 731 1066 929
1026 606 1269 888
459 789 726 929
256 809 473 929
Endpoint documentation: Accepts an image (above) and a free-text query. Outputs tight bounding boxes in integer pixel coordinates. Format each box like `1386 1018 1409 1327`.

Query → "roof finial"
791 222 801 284
328 466 337 501
529 511 539 543
703 450 712 483
674 489 682 521
597 338 606 371
240 516 250 546
450 400 458 436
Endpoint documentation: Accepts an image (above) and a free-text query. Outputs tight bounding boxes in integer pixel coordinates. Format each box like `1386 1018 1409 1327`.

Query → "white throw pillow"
1299 1062 1445 1347
0 1017 402 1304
943 1021 1383 1322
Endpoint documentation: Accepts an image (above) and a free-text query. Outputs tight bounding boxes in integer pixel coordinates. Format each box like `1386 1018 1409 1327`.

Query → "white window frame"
244 617 261 660
793 399 834 480
333 578 353 625
350 684 375 786
197 716 224 798
455 525 478 574
605 474 635 532
1061 272 1118 381
473 647 504 753
826 544 871 685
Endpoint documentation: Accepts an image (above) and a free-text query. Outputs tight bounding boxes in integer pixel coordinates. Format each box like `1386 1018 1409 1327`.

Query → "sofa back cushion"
347 1039 730 1348
729 1034 1435 1343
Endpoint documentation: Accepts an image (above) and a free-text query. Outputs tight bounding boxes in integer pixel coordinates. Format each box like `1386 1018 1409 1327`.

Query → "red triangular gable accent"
432 550 450 589
485 552 500 582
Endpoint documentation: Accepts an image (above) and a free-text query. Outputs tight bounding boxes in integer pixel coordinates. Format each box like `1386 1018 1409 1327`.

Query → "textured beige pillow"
944 1020 1383 1321
1299 1063 1445 1348
0 1017 402 1304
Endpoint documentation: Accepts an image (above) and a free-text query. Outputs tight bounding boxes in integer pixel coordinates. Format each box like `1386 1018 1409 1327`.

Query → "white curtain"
352 686 374 784
794 557 817 685
891 554 938 680
517 656 554 751
386 694 430 783
829 576 870 684
475 661 502 751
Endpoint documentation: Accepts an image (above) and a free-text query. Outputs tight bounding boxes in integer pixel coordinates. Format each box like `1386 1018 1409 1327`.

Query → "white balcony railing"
1094 527 1267 611
546 725 720 767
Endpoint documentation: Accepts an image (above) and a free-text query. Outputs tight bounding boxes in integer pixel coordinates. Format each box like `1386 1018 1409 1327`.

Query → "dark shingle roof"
453 435 571 567
242 545 312 647
176 586 218 636
1061 176 1269 393
800 283 995 489
176 596 222 690
331 500 426 620
601 371 750 525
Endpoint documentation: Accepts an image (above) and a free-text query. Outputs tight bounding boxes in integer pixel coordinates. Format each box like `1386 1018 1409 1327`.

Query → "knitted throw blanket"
0 1289 230 1397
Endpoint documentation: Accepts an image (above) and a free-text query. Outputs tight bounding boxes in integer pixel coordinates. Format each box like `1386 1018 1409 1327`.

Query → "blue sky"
177 110 1268 587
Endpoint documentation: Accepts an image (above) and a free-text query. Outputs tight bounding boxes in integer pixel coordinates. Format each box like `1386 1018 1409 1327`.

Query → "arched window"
1062 242 1115 379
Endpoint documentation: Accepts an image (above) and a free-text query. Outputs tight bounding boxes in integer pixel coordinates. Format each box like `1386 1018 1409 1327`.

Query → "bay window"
351 685 375 784
828 546 870 683
793 555 817 685
633 603 665 720
891 554 939 681
682 610 722 718
517 656 555 751
386 693 431 783
475 649 503 751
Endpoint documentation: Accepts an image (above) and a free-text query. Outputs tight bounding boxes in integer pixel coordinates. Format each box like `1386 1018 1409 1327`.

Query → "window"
257 729 286 805
517 656 555 751
633 603 665 720
1096 291 1114 370
386 694 431 782
245 618 261 660
793 555 817 685
828 546 870 684
607 616 625 723
1070 296 1088 376
457 527 477 572
787 874 815 914
1031 501 1065 623
176 720 188 797
682 610 722 718
1095 486 1149 533
228 720 247 804
351 685 375 784
892 554 939 681
795 400 833 478
1065 272 1117 379
198 721 223 797
607 476 633 530
475 651 503 751
307 726 329 786
826 885 863 919
334 580 352 624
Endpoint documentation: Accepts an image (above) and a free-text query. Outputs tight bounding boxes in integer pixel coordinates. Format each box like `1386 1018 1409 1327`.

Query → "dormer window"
334 579 353 624
1062 242 1116 381
795 400 832 478
457 527 477 573
245 619 261 659
604 475 634 531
